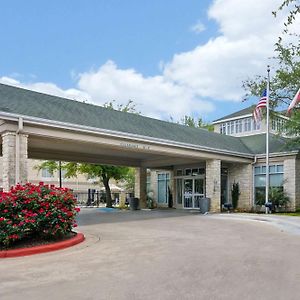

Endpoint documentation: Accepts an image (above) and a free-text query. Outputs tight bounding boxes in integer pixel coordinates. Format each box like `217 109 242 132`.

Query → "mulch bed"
0 232 77 251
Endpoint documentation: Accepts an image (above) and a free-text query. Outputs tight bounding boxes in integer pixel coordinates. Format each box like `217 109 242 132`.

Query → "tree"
170 115 214 131
243 0 300 142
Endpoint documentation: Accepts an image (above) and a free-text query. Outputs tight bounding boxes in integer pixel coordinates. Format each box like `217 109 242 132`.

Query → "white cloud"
190 21 206 34
77 61 214 119
164 0 288 102
0 0 295 120
0 76 92 104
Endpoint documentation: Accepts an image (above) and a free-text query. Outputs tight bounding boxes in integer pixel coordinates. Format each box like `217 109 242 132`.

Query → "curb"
0 232 85 258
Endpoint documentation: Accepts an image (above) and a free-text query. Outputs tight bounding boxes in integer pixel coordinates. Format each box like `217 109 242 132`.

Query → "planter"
0 232 85 258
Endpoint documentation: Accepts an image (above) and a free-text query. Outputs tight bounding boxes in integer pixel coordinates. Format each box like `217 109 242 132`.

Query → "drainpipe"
15 117 24 185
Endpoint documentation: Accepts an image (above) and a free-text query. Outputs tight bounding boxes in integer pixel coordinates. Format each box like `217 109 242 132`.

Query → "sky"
0 0 295 122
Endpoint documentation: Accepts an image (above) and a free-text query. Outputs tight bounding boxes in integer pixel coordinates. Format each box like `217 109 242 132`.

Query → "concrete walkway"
1 209 300 300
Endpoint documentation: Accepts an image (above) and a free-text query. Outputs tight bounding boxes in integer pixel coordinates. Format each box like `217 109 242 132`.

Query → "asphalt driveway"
1 209 300 300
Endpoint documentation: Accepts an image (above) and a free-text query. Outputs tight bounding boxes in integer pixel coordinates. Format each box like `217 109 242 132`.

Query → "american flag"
253 89 267 123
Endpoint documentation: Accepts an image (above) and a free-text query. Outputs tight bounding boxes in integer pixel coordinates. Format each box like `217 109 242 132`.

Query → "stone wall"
134 167 147 208
284 157 297 211
228 163 252 210
206 159 221 212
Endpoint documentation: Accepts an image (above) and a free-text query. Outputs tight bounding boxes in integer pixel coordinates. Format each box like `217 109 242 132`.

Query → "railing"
74 192 104 207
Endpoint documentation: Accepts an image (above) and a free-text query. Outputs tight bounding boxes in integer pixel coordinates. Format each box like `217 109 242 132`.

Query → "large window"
219 117 260 135
157 173 170 203
254 164 284 205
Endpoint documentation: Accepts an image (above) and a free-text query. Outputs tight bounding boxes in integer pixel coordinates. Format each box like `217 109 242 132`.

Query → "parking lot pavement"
1 209 300 300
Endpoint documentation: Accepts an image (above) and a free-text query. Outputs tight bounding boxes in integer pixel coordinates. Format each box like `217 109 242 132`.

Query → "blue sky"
0 0 290 122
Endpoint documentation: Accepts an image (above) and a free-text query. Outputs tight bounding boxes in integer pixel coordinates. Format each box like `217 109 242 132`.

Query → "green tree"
243 0 300 142
37 161 131 208
170 115 213 131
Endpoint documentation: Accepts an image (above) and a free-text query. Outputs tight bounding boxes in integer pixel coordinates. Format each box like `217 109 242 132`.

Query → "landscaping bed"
0 182 82 256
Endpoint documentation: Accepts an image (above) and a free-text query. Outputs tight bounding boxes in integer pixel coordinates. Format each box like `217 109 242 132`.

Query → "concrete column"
2 132 28 191
206 159 221 212
134 167 147 208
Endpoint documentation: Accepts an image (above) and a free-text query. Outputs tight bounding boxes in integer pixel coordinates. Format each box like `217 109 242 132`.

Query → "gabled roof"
0 83 298 157
213 106 255 123
0 83 252 155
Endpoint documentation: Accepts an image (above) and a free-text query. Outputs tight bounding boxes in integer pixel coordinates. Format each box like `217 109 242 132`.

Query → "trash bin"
200 197 210 214
129 197 139 210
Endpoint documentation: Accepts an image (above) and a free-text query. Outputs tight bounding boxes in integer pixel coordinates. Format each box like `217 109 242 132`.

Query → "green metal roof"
213 106 255 123
240 134 299 154
0 83 298 157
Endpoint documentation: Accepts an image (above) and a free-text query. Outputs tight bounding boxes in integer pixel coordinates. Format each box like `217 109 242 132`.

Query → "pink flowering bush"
0 182 80 248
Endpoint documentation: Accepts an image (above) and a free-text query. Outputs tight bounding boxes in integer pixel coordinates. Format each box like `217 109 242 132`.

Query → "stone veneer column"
228 163 252 211
206 159 221 212
134 167 147 209
2 132 28 191
284 157 296 211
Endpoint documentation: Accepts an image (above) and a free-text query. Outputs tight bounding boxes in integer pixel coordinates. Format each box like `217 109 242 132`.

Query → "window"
235 119 243 133
254 164 284 205
157 173 170 203
185 169 192 176
220 123 226 134
271 117 286 132
176 169 183 176
244 118 252 132
41 168 54 179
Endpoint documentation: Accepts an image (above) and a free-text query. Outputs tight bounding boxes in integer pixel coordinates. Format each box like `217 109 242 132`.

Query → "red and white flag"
287 87 300 115
253 89 267 123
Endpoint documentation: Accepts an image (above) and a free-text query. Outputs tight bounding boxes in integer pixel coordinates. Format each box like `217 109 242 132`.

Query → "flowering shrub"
0 182 80 248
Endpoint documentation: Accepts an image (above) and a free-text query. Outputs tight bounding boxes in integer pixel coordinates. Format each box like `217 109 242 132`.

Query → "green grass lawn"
276 211 300 217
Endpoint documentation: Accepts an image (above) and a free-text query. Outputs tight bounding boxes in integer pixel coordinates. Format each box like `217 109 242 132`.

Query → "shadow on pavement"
77 208 201 226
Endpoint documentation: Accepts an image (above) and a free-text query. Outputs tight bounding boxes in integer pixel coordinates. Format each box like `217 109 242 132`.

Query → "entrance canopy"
0 83 255 170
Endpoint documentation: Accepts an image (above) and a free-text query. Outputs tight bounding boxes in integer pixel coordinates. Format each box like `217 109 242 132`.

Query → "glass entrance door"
183 179 193 208
183 178 204 208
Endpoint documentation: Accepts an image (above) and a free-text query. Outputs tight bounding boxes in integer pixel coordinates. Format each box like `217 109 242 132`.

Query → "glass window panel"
158 181 167 203
269 166 276 173
185 169 191 176
254 166 261 174
158 174 165 180
198 168 205 175
194 179 204 194
262 166 266 174
255 187 265 205
277 165 283 173
192 168 199 176
254 175 265 187
270 174 283 187
176 169 183 176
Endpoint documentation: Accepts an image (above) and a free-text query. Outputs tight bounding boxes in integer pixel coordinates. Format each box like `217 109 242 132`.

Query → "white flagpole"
265 66 270 214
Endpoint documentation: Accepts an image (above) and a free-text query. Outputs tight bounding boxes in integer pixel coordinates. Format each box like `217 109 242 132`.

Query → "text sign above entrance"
120 142 151 150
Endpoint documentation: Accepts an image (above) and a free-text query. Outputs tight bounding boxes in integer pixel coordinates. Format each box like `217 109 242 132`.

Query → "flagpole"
265 66 270 214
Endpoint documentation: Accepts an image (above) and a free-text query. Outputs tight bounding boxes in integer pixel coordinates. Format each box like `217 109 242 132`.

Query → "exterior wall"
206 159 221 212
228 163 252 210
284 157 297 211
296 159 300 210
2 132 28 191
134 167 147 208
